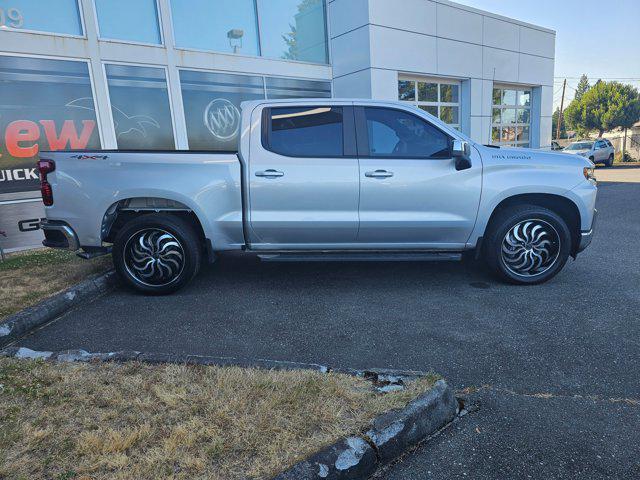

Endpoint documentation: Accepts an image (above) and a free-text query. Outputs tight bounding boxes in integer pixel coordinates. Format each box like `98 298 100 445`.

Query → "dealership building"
0 0 555 252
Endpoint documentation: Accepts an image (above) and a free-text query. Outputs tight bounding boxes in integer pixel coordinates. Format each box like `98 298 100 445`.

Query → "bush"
614 152 635 163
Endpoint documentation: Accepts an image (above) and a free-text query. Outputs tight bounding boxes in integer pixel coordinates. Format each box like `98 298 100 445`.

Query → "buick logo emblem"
204 99 241 141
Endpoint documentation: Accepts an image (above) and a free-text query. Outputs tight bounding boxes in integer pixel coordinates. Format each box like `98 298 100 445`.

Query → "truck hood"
479 145 594 169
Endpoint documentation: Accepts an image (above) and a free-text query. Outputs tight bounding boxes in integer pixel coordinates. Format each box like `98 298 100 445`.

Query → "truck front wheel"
113 214 201 295
484 205 571 285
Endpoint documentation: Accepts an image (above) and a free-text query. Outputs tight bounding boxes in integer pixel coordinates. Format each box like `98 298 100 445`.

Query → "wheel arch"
101 197 212 260
483 193 582 256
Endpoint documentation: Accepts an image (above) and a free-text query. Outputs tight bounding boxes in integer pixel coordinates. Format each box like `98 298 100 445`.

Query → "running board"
257 252 462 263
77 246 112 260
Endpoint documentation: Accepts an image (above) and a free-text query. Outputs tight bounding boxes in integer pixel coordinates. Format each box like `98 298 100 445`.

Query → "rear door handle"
365 169 394 178
255 169 284 178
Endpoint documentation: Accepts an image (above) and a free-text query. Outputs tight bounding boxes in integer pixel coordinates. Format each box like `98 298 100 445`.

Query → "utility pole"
556 78 567 141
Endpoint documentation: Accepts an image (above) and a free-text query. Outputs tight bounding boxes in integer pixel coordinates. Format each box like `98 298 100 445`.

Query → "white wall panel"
483 47 519 83
519 53 554 86
481 116 492 144
369 0 437 35
331 26 371 78
0 30 90 58
539 115 553 149
470 116 483 142
481 79 494 116
370 68 400 100
519 27 555 58
469 78 483 116
369 25 437 73
436 3 482 44
541 85 554 117
333 69 372 98
483 16 519 50
437 37 482 78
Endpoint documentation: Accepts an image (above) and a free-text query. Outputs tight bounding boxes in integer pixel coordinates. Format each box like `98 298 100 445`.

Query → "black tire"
113 214 202 295
484 205 571 285
606 154 614 167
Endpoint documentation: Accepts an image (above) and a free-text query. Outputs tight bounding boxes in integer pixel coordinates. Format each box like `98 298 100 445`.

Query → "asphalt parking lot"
16 168 640 479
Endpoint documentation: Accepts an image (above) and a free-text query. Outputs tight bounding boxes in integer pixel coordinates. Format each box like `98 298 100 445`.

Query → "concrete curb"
0 270 117 348
0 347 424 380
274 380 457 480
0 346 459 480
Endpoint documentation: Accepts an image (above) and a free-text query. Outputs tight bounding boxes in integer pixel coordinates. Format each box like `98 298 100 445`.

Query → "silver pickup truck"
38 99 597 294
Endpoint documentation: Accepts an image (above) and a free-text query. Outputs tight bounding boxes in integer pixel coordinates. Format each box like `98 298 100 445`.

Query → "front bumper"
576 209 597 253
40 220 80 251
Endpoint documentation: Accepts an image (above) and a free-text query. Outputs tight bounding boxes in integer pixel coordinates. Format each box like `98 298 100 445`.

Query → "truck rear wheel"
113 214 201 295
484 205 571 285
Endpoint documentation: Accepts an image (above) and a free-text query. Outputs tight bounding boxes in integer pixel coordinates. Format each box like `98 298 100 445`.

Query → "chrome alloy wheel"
123 228 185 287
501 219 561 277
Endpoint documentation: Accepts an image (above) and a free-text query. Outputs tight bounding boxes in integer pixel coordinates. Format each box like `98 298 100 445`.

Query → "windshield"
565 142 593 151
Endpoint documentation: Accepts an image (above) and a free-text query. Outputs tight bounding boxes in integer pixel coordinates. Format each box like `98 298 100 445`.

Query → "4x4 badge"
70 155 109 160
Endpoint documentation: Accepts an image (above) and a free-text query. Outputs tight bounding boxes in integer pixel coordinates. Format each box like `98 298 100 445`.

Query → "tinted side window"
267 106 343 157
363 107 450 158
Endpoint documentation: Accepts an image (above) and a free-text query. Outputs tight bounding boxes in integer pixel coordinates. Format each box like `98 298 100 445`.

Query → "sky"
452 0 640 109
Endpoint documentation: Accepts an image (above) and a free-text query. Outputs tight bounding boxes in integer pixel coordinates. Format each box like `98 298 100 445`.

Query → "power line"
554 76 640 80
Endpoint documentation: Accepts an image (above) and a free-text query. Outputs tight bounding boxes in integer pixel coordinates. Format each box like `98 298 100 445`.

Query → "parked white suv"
564 139 615 167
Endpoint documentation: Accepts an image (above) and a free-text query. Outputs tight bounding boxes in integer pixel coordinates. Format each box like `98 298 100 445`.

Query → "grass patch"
0 249 111 320
0 358 439 479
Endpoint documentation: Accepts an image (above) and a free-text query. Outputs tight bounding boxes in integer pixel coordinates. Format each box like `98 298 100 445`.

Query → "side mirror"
452 139 472 171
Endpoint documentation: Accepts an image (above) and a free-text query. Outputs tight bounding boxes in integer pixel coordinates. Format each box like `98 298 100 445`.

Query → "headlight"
583 167 596 182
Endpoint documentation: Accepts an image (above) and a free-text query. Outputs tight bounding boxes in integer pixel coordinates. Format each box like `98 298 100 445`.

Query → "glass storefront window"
398 80 415 101
105 64 175 150
418 82 437 102
0 0 82 35
94 0 161 44
399 77 460 129
171 0 259 56
265 77 331 99
0 55 100 194
492 87 532 148
180 70 264 151
419 105 438 117
257 0 328 64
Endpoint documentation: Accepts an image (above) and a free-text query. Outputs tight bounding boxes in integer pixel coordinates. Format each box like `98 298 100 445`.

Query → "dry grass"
0 359 438 480
0 249 111 320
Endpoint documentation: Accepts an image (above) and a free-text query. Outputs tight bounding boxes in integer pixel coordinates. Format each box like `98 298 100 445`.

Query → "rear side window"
266 106 343 157
363 107 450 158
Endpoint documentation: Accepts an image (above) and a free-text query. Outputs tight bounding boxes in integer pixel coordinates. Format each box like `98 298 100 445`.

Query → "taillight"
37 159 55 206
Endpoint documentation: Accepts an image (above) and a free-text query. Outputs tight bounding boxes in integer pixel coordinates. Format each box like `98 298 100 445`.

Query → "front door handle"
255 169 284 178
365 169 394 178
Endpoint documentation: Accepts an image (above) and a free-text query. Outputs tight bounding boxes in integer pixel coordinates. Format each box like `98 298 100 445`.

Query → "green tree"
564 81 640 137
552 107 567 139
574 74 590 102
564 100 588 137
